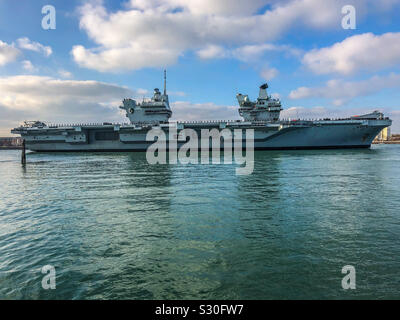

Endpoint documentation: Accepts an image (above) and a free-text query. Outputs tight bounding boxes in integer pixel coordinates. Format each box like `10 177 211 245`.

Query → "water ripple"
0 146 399 299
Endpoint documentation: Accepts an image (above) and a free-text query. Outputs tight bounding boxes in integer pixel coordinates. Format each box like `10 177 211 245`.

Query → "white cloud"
171 101 239 121
136 88 149 96
0 75 134 111
303 32 400 75
169 91 186 97
196 43 301 62
0 40 21 66
271 93 281 100
232 43 302 62
58 69 73 78
196 45 227 60
72 44 179 72
72 0 363 72
21 60 36 72
289 73 400 105
260 67 279 80
0 76 136 134
17 37 52 57
127 0 271 16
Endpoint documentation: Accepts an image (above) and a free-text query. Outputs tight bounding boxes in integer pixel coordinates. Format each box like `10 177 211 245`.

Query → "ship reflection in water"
0 146 399 299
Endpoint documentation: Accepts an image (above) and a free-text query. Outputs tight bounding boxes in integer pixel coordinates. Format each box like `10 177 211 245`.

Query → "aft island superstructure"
11 72 392 151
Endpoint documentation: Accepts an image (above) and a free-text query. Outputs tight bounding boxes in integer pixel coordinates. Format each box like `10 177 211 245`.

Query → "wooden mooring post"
21 139 26 165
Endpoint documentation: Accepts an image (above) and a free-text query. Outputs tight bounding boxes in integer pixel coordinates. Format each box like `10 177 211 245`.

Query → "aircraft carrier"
11 72 392 151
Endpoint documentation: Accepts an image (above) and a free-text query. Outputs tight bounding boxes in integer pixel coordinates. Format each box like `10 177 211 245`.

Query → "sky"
0 0 400 136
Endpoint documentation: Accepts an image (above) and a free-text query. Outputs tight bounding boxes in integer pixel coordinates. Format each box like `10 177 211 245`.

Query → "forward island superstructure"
11 72 392 151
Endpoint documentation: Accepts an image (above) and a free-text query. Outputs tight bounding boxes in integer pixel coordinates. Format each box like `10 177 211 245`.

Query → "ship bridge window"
95 131 119 141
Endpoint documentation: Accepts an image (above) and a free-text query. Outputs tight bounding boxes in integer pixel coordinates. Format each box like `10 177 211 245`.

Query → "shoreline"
2 138 399 150
1 144 399 150
1 142 400 150
0 147 22 150
373 141 400 144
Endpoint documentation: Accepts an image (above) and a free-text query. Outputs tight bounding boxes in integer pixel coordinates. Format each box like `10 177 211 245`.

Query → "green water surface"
0 146 399 299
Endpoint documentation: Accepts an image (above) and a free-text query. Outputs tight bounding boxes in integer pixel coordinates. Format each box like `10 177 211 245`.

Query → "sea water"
0 146 399 299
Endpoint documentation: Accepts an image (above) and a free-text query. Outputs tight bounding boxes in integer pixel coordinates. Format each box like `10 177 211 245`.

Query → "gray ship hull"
12 118 391 152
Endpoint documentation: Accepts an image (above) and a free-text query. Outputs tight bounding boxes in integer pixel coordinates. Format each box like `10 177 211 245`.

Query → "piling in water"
21 139 26 165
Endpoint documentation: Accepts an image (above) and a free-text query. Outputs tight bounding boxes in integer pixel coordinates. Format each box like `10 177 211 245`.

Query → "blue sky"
1 0 400 135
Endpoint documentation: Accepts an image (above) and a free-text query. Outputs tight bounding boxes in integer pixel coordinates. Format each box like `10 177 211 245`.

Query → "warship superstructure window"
95 132 119 141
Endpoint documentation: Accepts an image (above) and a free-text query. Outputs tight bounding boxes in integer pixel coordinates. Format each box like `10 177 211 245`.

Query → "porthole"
129 108 134 114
